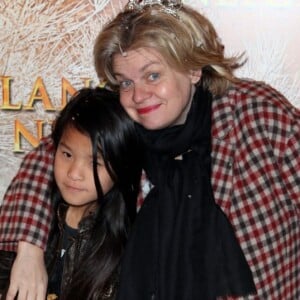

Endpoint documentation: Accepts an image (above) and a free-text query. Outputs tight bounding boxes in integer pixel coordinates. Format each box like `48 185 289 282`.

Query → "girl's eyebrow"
58 140 70 149
59 140 97 160
58 141 75 154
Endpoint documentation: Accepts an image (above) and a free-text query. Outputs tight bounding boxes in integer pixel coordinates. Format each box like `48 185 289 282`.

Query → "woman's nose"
132 83 150 104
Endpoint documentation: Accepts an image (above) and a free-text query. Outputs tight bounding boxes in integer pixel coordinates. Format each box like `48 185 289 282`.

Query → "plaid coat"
1 80 299 299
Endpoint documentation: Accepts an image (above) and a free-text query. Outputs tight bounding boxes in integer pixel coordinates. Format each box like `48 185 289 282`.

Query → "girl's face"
112 47 201 130
54 125 114 213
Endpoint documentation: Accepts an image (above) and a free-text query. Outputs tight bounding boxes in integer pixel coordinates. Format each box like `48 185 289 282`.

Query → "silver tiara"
125 0 182 17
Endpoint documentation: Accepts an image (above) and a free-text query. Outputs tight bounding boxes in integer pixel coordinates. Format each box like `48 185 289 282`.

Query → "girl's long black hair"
51 87 142 299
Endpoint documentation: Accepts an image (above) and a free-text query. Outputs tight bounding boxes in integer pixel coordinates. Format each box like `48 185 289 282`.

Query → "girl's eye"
119 80 133 91
92 157 104 167
62 151 72 158
97 157 106 167
95 160 102 167
148 72 160 81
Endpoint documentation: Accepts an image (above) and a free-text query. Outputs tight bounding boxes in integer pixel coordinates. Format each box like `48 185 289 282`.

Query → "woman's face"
113 47 201 130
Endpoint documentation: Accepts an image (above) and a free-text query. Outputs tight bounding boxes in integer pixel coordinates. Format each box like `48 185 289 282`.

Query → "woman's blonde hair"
94 4 245 95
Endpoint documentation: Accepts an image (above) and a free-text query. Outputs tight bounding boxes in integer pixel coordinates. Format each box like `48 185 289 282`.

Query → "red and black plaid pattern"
0 80 299 298
0 137 55 251
212 80 300 299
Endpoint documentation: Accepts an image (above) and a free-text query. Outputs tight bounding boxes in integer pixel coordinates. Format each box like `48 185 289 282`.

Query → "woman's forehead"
112 47 166 74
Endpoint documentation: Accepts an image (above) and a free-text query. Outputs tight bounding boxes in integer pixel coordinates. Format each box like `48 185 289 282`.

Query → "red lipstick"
137 104 161 114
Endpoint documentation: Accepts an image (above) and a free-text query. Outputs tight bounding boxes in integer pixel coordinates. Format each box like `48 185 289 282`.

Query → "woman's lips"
137 104 161 114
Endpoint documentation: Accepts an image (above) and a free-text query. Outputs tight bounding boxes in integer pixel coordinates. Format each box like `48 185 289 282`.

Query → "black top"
47 222 78 296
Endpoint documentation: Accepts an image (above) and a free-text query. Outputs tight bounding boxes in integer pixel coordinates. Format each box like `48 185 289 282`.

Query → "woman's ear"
189 69 202 84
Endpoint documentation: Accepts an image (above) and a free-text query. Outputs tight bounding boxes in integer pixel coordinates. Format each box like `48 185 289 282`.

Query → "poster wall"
1 0 300 201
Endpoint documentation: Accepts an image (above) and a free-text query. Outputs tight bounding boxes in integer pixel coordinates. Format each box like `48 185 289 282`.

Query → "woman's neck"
172 85 196 126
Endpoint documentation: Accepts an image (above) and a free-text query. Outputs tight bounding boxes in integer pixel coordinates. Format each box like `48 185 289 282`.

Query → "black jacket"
0 250 15 297
46 203 118 299
0 203 117 300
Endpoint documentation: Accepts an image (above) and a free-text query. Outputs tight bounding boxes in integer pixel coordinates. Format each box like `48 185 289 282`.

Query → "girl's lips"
137 104 161 114
65 184 84 192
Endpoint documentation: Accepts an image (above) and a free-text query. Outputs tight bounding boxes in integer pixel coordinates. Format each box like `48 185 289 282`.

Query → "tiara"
125 0 182 17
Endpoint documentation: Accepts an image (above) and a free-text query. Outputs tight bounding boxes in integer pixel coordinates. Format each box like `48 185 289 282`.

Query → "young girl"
0 87 142 300
49 87 142 299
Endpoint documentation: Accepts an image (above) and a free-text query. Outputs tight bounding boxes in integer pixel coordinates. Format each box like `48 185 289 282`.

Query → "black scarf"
117 86 256 300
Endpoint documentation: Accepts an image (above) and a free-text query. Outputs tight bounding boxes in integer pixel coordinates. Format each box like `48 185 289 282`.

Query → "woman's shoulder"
214 78 299 120
24 135 54 161
212 79 300 140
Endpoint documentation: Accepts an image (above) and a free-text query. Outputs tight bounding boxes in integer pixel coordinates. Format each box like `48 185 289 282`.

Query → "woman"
1 0 299 299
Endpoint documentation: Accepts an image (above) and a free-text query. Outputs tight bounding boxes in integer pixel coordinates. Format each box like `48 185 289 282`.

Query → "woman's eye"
148 72 160 81
119 80 132 90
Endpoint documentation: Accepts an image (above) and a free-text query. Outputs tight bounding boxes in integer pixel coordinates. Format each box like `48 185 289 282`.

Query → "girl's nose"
67 162 84 181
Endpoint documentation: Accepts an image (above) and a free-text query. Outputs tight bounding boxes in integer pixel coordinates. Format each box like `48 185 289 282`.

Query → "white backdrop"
1 0 300 202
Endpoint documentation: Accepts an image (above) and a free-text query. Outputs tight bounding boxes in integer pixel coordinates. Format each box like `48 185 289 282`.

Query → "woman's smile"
137 104 162 115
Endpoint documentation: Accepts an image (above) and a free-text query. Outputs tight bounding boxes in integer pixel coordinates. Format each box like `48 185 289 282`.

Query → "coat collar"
57 202 97 234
